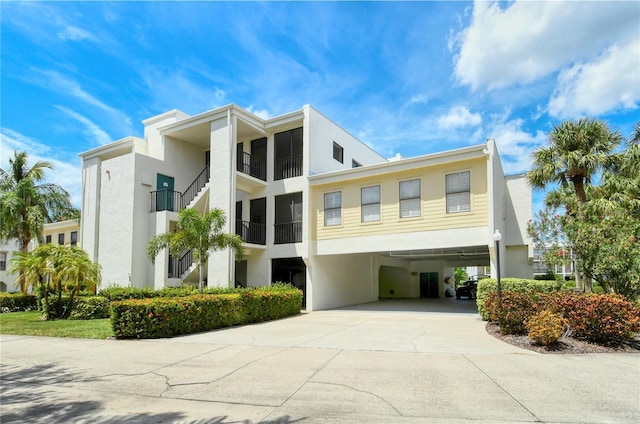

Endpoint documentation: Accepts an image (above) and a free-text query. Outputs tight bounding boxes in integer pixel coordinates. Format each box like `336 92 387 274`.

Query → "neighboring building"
533 247 575 280
79 104 533 310
41 219 81 247
0 220 81 292
0 240 23 292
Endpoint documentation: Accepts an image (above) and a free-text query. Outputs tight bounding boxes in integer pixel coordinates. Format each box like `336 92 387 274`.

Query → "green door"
156 174 175 211
420 272 439 298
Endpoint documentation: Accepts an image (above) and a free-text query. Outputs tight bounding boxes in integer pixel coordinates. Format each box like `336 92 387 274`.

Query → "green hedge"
110 287 303 338
477 278 561 320
98 285 239 302
0 293 38 313
69 296 110 320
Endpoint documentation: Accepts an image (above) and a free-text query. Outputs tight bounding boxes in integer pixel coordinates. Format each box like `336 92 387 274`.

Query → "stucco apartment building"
79 104 533 310
0 219 80 292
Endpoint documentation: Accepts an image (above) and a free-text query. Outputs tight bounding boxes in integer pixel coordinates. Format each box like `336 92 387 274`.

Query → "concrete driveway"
1 298 639 423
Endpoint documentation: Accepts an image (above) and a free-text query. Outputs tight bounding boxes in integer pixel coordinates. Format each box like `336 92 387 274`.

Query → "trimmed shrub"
99 286 167 302
69 296 110 320
99 285 240 302
477 278 561 320
526 310 567 346
556 294 640 345
110 287 303 338
0 293 38 313
484 291 536 335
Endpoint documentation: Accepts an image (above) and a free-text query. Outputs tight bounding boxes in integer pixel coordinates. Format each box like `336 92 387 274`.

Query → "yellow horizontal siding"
314 157 488 240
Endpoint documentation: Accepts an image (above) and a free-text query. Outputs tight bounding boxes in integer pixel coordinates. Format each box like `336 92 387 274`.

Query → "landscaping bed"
486 321 640 354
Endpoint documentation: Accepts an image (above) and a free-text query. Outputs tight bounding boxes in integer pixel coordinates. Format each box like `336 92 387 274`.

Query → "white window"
446 171 470 213
361 185 380 222
399 179 421 218
324 191 342 226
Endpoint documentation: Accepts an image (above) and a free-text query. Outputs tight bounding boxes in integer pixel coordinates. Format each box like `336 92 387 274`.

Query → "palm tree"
9 244 100 319
0 151 78 256
147 208 244 293
527 118 623 205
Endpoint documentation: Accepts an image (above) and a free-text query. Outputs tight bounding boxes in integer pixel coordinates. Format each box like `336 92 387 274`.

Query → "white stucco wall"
97 153 136 288
208 114 235 287
309 253 378 310
505 175 533 252
506 245 532 279
80 157 101 263
306 106 386 176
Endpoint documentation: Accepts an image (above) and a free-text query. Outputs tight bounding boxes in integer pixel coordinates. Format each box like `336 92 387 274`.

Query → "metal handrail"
237 151 266 181
236 220 266 245
274 221 302 244
274 155 302 180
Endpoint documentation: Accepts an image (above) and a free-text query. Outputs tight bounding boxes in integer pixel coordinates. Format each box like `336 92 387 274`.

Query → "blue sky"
1 1 639 212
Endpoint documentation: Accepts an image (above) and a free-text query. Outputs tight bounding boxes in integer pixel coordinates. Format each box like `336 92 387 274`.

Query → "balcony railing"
151 190 181 212
274 221 302 244
237 151 266 181
236 220 266 245
151 165 210 212
168 250 193 278
274 155 302 180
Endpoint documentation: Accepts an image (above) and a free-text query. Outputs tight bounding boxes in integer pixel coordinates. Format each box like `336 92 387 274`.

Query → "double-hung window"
399 179 421 218
361 185 380 222
446 171 471 213
324 191 342 226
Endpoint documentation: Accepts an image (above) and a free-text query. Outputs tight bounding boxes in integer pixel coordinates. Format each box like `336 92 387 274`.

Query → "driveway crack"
312 381 403 416
462 353 542 422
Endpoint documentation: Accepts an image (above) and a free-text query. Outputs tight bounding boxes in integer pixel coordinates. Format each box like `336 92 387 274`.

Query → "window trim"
361 185 381 223
324 191 342 226
58 233 65 245
333 141 344 164
445 171 471 214
399 179 421 218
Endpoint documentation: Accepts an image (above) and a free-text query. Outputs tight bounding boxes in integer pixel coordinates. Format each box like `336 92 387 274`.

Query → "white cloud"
548 39 640 118
140 68 228 114
410 94 428 104
34 69 114 112
56 25 95 41
437 106 482 130
485 113 546 175
28 69 133 135
245 105 271 120
0 129 82 208
55 106 112 146
453 1 639 91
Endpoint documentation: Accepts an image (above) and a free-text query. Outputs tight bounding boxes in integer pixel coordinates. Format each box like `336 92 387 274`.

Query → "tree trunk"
572 178 588 205
199 258 204 294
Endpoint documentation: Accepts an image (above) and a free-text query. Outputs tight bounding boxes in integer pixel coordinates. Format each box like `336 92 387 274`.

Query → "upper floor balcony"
236 220 266 245
274 155 303 180
274 221 303 244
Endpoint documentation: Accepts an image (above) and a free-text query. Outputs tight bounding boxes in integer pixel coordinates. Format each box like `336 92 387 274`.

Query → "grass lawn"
0 311 113 339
